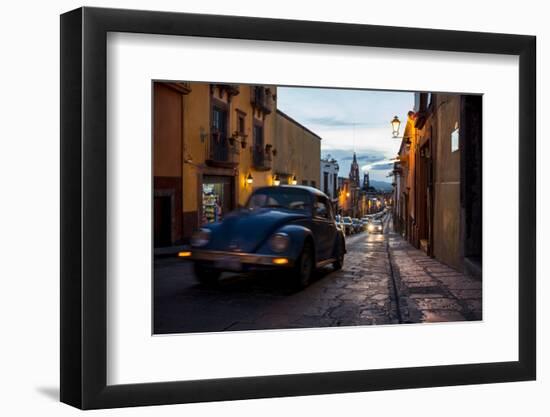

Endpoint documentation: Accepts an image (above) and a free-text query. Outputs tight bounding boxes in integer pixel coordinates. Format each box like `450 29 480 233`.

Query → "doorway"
417 142 432 253
202 175 235 224
154 195 172 247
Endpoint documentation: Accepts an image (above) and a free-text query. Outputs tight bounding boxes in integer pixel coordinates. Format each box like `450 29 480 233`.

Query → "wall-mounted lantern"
246 173 253 186
391 115 401 138
291 175 297 185
273 174 280 186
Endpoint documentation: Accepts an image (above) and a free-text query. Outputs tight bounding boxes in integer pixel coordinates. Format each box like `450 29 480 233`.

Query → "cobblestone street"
154 215 481 334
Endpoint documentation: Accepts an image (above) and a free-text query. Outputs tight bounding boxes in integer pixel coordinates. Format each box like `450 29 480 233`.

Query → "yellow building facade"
154 82 278 246
154 82 323 248
272 110 321 187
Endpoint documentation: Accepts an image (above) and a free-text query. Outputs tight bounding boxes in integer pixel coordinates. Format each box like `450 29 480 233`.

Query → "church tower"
363 172 370 191
349 152 360 187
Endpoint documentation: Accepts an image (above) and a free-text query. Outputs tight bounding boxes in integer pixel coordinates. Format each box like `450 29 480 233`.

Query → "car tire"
193 263 221 286
293 241 314 289
333 239 345 271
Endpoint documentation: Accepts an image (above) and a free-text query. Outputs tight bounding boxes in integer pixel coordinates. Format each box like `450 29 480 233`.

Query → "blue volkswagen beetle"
188 186 346 288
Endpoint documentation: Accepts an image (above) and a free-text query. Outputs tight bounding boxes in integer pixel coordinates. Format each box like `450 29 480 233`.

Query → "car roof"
253 185 329 198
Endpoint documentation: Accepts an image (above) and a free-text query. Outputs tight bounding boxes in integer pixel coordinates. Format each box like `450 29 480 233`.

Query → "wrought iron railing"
205 133 239 167
252 144 272 171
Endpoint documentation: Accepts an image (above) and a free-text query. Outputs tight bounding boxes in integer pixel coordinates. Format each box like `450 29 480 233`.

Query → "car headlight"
368 225 374 231
191 228 211 247
269 232 290 253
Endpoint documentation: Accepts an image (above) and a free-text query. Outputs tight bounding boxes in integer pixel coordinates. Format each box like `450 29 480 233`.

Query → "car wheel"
193 263 221 286
333 239 345 271
293 241 314 289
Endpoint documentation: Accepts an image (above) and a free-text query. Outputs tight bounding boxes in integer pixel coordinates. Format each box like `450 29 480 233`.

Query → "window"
253 124 263 147
314 198 329 219
451 122 459 152
323 172 329 195
253 122 264 166
236 110 246 135
302 180 308 186
212 106 227 137
247 188 312 213
333 173 338 197
211 105 229 161
311 180 317 189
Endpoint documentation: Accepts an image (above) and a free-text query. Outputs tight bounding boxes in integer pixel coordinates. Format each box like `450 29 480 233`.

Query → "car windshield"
371 220 382 225
246 188 312 212
343 217 352 224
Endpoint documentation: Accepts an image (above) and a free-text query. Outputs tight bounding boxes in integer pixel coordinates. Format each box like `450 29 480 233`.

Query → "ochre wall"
273 110 321 187
431 94 461 270
180 83 277 213
155 82 325 243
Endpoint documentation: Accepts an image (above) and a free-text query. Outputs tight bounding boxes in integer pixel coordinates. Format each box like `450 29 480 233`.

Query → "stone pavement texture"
388 237 482 323
154 215 482 334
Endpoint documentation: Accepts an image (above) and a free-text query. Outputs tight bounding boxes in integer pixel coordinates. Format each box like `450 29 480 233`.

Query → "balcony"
205 133 239 168
214 84 240 97
250 86 273 114
251 144 272 171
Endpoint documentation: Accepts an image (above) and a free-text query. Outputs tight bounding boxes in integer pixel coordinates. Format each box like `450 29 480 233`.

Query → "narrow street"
154 215 481 334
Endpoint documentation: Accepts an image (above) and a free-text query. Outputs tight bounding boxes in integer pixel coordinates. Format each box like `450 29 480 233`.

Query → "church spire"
349 152 360 187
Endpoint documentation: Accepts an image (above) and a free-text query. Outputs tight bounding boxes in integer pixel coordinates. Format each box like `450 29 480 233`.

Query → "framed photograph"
60 7 536 409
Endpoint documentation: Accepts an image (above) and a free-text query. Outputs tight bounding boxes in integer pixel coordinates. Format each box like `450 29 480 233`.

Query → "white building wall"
320 159 340 200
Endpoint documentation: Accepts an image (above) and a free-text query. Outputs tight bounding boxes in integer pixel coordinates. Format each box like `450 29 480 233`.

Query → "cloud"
304 116 381 128
324 149 386 163
368 163 394 171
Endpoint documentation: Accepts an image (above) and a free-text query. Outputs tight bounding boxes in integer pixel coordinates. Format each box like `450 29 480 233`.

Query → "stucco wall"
431 94 462 270
273 110 321 187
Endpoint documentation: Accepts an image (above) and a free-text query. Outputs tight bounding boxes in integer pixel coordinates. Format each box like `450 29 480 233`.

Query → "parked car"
352 218 363 233
367 219 384 234
187 186 346 288
335 214 345 234
342 216 354 235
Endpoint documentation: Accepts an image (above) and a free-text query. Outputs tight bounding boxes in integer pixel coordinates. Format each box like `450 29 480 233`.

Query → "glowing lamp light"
273 174 281 186
246 173 253 185
178 251 192 258
391 115 401 138
291 175 297 185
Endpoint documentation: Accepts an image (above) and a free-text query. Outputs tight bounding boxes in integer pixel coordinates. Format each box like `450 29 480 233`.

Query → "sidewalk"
388 235 482 323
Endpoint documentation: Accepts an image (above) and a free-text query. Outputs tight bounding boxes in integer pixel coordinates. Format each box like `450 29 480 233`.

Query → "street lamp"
391 115 401 138
273 174 280 186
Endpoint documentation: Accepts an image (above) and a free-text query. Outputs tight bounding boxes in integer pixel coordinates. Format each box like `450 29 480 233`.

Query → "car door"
312 196 337 260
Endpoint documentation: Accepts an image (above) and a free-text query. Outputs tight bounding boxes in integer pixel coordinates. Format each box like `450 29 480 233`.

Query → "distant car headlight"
191 228 211 247
269 232 290 253
368 224 375 232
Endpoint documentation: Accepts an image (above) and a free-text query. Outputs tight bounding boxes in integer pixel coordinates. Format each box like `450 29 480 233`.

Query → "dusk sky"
277 87 414 184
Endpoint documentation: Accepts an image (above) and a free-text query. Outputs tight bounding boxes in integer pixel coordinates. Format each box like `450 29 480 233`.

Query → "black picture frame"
60 6 536 410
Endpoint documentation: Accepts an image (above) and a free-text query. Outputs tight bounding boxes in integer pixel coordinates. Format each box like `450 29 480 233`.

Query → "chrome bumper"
189 249 294 267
